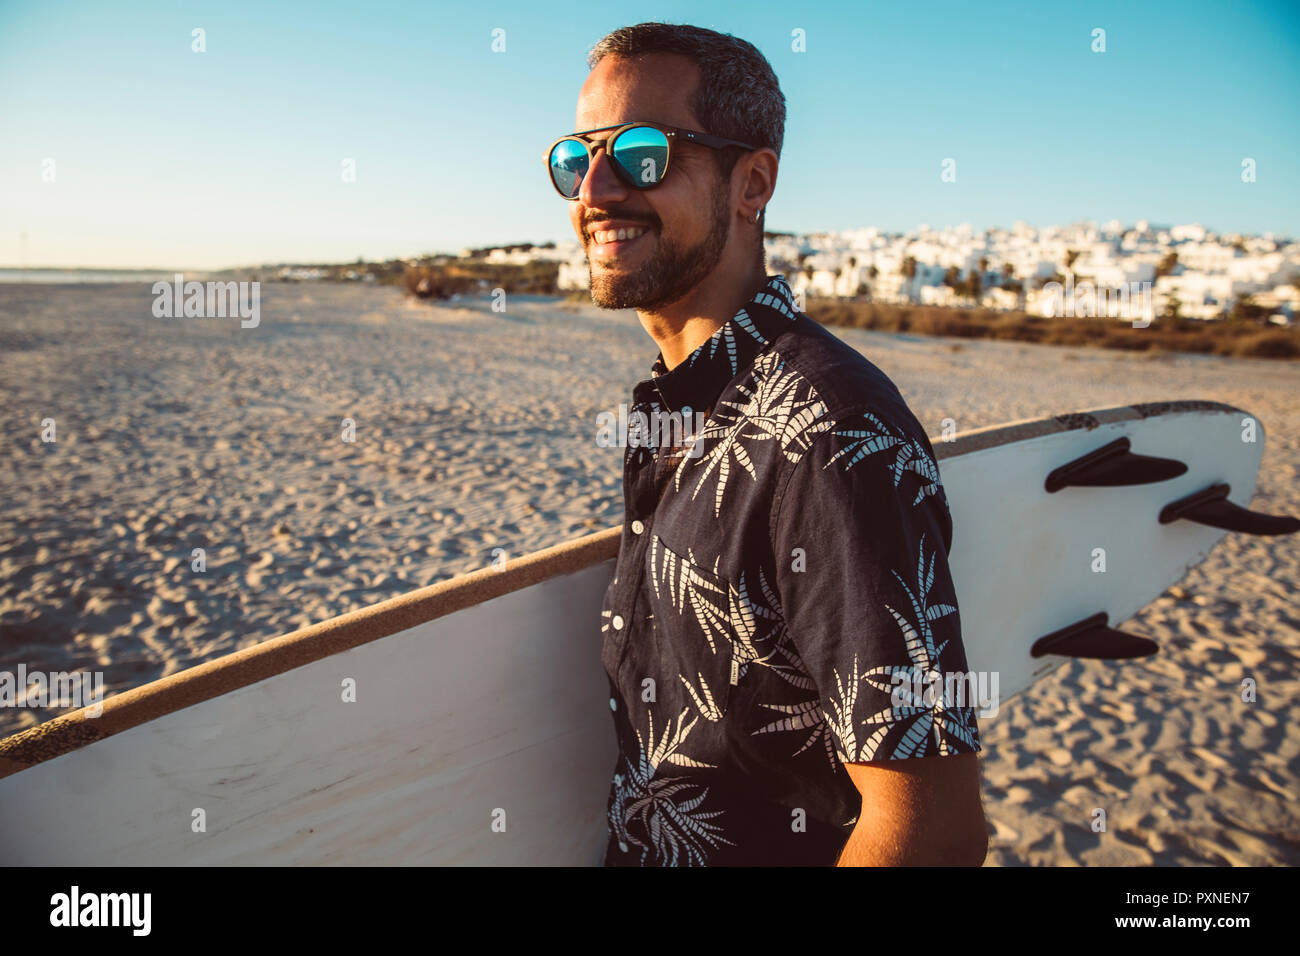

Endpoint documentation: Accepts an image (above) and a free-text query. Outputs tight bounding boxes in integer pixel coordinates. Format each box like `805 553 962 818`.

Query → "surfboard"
1 399 1294 865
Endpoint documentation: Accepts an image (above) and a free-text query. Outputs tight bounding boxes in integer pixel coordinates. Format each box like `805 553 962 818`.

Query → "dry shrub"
1233 330 1300 358
1098 332 1153 351
403 266 473 300
801 299 1298 360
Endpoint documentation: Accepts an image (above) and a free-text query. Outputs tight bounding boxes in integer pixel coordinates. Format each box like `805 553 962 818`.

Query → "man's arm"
771 403 987 866
836 752 987 866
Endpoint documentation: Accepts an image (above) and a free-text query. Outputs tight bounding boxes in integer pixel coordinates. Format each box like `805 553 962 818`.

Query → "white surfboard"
1 400 1294 865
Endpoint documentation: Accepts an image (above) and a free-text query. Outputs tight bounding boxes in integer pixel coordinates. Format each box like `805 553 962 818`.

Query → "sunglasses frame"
544 122 758 200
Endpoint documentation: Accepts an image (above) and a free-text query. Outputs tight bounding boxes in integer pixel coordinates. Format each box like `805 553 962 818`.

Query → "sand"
1 279 1296 865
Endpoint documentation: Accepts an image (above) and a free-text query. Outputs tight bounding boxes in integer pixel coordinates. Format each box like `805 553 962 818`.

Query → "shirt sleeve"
772 404 982 763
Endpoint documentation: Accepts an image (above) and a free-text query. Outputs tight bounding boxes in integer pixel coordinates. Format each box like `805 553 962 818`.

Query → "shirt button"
631 519 645 535
612 614 625 631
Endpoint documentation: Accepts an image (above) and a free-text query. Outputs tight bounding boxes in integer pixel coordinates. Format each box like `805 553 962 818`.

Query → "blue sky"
2 0 1297 269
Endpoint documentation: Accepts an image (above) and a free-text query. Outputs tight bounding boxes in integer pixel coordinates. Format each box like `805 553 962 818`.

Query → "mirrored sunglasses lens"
611 127 669 187
549 139 589 198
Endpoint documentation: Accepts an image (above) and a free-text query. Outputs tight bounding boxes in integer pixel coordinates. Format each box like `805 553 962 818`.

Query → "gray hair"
587 22 785 195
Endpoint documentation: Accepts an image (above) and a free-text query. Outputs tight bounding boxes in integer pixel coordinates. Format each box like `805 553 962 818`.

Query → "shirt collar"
634 274 800 415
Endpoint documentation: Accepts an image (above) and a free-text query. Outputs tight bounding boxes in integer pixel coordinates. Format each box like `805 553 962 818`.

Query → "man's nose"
578 146 630 208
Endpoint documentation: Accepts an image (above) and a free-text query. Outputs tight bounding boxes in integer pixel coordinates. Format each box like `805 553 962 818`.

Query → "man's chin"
588 278 647 310
586 225 725 311
587 260 656 310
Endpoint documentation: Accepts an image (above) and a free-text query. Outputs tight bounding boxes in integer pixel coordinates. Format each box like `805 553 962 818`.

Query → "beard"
586 180 732 312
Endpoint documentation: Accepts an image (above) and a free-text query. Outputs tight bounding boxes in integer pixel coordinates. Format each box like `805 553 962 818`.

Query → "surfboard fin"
1159 482 1300 536
1044 437 1187 493
1030 611 1158 660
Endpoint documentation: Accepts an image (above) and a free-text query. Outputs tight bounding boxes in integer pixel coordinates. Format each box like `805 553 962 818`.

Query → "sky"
1 0 1297 270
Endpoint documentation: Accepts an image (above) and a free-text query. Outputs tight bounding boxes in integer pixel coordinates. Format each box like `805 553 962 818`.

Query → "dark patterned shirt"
601 273 982 867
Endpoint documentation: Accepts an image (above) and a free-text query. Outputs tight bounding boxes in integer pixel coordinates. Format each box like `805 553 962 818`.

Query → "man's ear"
737 147 778 218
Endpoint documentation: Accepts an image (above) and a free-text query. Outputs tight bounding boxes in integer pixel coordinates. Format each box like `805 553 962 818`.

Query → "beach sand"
1 280 1296 865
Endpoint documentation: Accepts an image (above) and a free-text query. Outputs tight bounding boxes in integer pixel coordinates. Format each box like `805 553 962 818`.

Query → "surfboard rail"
0 527 621 780
0 398 1255 782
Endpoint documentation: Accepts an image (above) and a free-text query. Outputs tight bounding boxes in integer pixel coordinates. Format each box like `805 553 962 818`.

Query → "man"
546 22 988 866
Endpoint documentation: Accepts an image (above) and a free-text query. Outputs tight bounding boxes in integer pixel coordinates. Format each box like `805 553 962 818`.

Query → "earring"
751 209 762 224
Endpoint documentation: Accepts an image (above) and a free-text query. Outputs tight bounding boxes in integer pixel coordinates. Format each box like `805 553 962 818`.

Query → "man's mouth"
588 224 652 258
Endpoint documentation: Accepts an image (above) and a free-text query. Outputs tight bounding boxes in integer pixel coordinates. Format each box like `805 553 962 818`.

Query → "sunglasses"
545 122 757 200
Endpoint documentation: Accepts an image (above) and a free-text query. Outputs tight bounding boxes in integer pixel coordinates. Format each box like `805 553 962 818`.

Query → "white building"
506 221 1297 323
557 255 589 291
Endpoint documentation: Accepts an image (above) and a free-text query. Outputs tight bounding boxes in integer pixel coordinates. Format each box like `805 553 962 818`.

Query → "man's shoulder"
760 315 956 553
762 313 929 444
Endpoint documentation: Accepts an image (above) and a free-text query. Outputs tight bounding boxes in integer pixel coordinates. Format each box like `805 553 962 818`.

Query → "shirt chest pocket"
645 534 738 723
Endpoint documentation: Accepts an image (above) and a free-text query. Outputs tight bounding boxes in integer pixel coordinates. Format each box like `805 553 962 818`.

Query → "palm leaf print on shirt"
689 306 770 376
856 533 979 759
824 410 943 506
609 708 734 866
752 624 840 771
649 535 730 654
681 352 830 516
